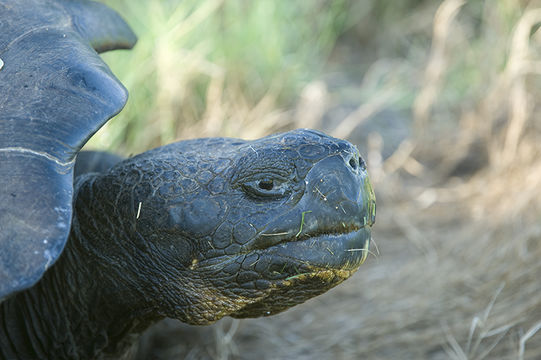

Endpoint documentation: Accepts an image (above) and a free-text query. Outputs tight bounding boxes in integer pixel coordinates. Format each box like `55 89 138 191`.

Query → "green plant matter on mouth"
296 210 313 238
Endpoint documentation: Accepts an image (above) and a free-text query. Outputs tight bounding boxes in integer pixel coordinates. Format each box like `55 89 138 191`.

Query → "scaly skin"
0 129 375 359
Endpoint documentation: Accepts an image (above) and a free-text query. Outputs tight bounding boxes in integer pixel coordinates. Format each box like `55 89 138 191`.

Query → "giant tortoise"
0 1 376 358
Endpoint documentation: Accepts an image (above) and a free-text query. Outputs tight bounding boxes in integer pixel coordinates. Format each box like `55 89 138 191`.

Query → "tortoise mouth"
258 226 371 272
252 221 368 250
202 224 371 269
197 225 371 283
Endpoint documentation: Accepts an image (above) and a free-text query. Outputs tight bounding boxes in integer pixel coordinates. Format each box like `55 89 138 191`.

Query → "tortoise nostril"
358 156 366 170
348 157 357 170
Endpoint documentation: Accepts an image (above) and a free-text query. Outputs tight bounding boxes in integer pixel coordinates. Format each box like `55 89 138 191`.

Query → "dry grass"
93 0 541 359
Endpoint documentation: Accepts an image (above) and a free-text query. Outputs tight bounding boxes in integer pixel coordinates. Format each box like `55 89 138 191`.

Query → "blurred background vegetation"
93 0 353 150
94 0 541 359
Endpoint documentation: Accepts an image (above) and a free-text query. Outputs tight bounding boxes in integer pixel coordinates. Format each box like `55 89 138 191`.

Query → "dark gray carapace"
0 0 136 300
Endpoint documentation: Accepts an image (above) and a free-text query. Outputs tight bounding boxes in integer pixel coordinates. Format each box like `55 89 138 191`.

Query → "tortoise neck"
0 174 162 360
59 219 162 358
60 173 164 357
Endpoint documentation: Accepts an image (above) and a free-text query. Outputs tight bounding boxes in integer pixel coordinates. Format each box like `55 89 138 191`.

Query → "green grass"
91 0 352 154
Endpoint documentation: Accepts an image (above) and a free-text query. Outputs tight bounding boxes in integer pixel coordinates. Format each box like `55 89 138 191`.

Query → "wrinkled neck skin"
0 173 162 360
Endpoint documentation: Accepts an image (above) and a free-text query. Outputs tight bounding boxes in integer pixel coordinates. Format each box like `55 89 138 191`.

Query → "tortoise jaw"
223 228 371 319
197 226 371 279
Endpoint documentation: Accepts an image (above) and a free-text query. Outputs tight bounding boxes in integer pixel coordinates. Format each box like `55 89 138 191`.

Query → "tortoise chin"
242 231 371 318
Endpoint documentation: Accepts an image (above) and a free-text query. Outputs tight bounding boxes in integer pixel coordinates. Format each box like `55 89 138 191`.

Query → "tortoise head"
74 129 375 325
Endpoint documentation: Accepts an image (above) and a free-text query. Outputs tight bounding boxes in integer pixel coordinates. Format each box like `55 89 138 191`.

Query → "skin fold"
0 129 375 359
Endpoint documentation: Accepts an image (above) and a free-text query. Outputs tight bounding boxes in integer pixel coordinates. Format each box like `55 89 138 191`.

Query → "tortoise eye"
241 177 288 199
258 179 274 190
